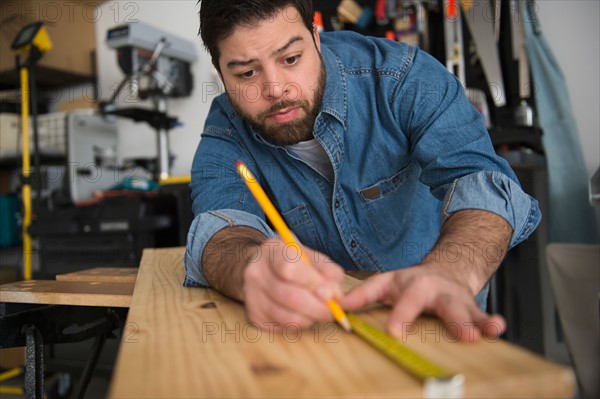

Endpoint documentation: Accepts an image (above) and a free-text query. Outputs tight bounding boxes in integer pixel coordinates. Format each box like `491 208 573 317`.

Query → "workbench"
109 247 575 398
0 267 136 398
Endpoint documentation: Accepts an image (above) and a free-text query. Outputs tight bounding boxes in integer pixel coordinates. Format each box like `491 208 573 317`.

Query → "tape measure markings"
347 313 456 381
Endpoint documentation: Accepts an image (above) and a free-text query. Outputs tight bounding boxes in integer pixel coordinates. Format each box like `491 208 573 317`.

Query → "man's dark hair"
198 0 314 71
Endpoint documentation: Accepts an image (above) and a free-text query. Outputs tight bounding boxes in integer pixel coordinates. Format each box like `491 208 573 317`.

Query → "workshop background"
0 0 598 398
1 1 598 178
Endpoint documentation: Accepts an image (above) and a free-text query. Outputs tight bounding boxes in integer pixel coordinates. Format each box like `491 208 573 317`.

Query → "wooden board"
109 247 574 398
56 267 138 283
0 280 133 308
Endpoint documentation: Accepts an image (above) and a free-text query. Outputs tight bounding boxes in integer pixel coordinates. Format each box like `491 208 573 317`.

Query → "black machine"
29 194 180 278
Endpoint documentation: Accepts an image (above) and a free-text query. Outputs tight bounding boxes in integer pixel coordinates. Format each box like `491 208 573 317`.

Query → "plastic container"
0 194 21 247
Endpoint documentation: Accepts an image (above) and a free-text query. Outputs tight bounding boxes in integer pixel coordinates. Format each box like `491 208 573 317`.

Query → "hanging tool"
493 0 502 43
512 0 534 126
443 0 466 86
461 0 507 106
375 0 388 25
313 10 325 33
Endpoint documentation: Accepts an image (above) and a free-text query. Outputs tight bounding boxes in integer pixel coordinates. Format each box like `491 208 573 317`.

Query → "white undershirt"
285 139 334 182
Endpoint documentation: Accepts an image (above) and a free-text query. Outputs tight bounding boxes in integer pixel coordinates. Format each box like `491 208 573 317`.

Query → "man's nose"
261 68 287 100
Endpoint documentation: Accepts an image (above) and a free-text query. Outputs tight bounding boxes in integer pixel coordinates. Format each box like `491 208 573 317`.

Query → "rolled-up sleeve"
441 171 541 249
184 209 275 287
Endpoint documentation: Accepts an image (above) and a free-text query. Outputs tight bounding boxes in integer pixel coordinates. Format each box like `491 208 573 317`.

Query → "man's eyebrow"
226 58 257 69
226 36 304 69
272 36 303 57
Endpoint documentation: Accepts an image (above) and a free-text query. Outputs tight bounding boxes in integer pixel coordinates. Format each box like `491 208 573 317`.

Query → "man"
185 0 541 341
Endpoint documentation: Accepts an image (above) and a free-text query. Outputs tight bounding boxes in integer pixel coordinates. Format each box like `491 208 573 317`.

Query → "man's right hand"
242 238 346 330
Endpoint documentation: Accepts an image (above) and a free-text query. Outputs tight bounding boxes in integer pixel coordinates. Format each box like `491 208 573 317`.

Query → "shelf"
0 154 66 170
0 66 95 91
489 125 544 154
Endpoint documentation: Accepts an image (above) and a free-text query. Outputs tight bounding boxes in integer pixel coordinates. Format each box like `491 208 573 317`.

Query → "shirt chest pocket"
358 162 419 242
282 204 324 252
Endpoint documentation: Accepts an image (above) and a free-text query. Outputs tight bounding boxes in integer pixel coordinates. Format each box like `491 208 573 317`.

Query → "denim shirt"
185 31 541 307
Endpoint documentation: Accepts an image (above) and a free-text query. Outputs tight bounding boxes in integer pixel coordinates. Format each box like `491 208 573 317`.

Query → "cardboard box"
0 169 20 194
57 96 98 113
0 265 18 284
0 0 98 77
0 347 25 369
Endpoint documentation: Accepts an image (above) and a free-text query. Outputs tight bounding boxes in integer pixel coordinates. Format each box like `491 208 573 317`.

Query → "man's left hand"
340 264 506 342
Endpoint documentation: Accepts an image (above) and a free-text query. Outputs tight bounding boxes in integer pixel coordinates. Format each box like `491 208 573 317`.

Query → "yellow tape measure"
347 314 465 398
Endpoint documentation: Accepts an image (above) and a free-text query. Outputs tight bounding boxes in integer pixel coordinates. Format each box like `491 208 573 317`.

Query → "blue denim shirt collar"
319 45 347 128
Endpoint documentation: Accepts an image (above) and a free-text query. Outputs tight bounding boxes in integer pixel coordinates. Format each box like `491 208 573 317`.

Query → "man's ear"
312 26 321 52
213 62 224 82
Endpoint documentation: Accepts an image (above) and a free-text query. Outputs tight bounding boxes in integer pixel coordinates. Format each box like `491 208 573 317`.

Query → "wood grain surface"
0 280 133 307
109 247 574 398
56 267 138 283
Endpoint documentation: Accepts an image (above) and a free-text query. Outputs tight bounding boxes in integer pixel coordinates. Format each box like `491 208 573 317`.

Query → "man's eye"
284 55 300 65
238 70 255 79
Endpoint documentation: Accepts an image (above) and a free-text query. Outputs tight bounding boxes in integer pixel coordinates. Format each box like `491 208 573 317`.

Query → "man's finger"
305 248 346 298
269 248 324 284
341 273 393 311
264 278 333 322
434 296 482 342
311 255 345 283
247 289 316 330
386 284 429 338
471 312 507 340
266 241 343 300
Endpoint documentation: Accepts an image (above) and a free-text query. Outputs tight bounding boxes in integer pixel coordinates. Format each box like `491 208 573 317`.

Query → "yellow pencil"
235 160 352 332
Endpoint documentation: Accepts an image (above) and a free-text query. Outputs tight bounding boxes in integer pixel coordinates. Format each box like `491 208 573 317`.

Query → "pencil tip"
340 317 352 333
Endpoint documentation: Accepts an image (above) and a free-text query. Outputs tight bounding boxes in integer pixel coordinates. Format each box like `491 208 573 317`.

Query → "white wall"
537 0 600 177
94 0 220 177
93 1 599 178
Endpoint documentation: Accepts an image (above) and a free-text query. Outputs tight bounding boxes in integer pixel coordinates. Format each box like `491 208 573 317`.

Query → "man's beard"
228 57 326 146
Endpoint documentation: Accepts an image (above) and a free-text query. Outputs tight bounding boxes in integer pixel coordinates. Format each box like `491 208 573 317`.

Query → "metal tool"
461 0 507 107
511 0 534 127
105 22 197 181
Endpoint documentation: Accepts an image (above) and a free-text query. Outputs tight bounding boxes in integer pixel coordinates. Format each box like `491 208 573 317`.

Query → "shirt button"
334 200 340 208
350 240 357 248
